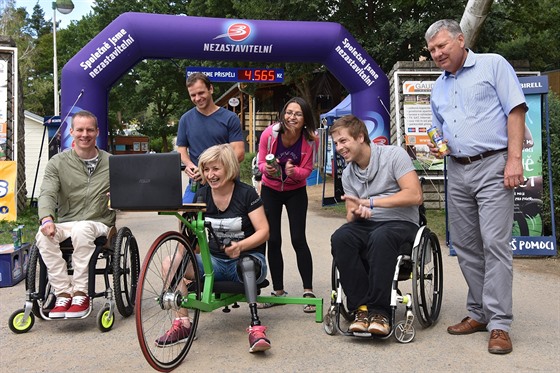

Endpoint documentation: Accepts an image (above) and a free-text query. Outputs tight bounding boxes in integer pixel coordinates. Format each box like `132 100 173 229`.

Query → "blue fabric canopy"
320 95 351 125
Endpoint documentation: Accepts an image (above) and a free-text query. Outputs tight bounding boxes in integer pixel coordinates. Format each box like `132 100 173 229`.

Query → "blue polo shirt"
176 106 243 166
430 50 526 157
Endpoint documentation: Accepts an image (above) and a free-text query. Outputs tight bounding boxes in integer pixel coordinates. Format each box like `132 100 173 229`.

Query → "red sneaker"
49 295 72 318
155 319 192 347
66 293 90 318
247 325 271 353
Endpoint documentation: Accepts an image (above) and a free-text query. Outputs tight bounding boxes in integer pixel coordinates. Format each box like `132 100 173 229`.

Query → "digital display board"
186 67 284 83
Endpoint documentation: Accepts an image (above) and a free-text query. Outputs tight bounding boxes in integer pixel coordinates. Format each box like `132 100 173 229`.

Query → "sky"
15 0 94 29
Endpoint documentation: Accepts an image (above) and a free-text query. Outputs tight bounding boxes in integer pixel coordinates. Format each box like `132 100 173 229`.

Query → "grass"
0 203 39 245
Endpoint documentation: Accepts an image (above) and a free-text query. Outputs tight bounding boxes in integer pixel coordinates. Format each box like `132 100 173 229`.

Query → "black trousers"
331 219 417 317
261 185 313 291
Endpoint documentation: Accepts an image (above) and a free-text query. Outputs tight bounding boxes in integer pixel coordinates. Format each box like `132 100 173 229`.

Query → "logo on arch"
227 23 251 42
214 23 252 42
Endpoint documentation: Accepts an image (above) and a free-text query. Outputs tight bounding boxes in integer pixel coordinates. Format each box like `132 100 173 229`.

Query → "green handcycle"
135 204 323 372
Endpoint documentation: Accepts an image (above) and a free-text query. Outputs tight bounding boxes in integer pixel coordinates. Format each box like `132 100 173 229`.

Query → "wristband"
369 197 374 209
41 219 53 226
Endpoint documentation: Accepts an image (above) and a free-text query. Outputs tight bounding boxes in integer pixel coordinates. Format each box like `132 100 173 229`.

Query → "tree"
231 0 330 108
325 0 466 71
29 3 52 37
541 92 560 238
0 1 34 74
132 60 186 152
477 0 560 71
10 0 559 150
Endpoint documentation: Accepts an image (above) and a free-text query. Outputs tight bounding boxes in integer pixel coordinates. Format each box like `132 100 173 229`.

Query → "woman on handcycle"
156 144 272 353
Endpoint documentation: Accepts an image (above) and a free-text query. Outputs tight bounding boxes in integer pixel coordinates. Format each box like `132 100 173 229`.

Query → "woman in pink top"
257 97 318 312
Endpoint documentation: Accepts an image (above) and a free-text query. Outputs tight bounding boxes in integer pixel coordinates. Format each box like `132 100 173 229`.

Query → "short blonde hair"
198 144 239 183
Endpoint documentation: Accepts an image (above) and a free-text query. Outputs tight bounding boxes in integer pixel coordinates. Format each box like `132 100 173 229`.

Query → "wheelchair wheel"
330 260 353 322
412 228 443 328
97 305 114 332
393 320 415 343
9 309 35 334
136 231 201 372
323 312 335 335
26 244 55 319
113 227 140 317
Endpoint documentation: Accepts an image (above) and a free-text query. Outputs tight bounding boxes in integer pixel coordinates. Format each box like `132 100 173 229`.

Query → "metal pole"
30 125 47 207
52 2 59 116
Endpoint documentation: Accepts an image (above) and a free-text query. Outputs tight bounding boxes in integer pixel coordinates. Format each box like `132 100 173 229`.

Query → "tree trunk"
460 0 493 49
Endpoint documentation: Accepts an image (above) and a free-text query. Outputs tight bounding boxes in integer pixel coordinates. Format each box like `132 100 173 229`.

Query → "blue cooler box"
0 243 30 287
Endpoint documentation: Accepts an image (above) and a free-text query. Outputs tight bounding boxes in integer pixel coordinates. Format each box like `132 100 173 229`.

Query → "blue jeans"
182 180 196 204
196 252 268 284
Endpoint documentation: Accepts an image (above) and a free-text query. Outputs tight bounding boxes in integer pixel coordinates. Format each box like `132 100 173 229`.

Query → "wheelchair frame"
135 206 323 372
322 217 443 343
8 227 140 334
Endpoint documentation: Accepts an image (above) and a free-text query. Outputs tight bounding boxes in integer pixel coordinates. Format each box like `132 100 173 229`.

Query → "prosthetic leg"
238 255 271 352
238 256 261 326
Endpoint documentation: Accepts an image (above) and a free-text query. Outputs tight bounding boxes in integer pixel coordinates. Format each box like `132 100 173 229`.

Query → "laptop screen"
109 153 183 210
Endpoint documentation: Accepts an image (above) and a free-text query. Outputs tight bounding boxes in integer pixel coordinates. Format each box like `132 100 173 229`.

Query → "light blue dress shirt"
430 50 526 157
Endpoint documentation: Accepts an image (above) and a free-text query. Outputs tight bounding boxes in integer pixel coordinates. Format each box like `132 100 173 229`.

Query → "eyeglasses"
285 111 304 118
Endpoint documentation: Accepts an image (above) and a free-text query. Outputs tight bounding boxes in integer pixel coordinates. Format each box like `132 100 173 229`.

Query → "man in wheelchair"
329 115 422 336
35 110 115 319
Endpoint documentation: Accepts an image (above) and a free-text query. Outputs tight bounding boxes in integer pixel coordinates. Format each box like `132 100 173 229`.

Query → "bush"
0 204 39 245
240 152 256 185
149 136 175 153
541 91 560 240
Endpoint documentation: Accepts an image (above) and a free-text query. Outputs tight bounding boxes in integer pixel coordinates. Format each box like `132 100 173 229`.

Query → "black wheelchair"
323 206 443 343
8 227 140 333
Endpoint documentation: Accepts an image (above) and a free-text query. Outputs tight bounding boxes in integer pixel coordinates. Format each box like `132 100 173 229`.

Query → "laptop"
109 152 183 210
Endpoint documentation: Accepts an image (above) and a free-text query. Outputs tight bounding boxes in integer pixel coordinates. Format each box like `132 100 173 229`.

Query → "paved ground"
1 185 559 372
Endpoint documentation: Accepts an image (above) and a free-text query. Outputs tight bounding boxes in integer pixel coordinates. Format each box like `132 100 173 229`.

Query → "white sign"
228 97 240 107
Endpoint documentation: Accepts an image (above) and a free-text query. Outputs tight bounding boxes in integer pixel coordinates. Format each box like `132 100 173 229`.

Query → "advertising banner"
0 60 7 160
511 76 556 256
44 116 62 159
400 75 555 256
0 161 17 221
402 80 441 171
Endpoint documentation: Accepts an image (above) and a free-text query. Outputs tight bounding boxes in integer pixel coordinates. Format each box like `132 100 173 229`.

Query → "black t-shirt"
195 180 265 259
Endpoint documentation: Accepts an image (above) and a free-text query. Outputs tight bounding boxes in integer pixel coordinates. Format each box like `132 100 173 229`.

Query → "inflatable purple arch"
61 13 390 150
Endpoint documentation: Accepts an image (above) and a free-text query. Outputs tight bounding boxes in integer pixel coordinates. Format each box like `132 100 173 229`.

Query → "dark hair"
278 97 317 142
329 115 370 145
71 110 98 129
186 72 212 89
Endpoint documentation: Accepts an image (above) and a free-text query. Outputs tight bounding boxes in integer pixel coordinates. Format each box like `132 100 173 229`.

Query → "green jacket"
38 148 116 227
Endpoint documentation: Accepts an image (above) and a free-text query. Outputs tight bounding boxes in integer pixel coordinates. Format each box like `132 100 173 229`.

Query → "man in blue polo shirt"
425 19 527 355
177 72 245 203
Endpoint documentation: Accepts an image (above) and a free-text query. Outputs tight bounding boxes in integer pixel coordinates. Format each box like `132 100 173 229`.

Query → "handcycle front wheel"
136 231 201 372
